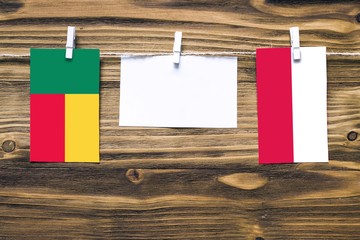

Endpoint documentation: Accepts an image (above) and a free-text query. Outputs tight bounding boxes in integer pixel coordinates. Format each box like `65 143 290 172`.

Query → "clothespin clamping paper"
173 31 182 64
290 27 301 61
66 26 76 59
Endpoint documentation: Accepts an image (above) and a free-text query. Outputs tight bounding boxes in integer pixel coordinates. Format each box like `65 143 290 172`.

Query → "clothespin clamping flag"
30 26 100 163
256 27 329 164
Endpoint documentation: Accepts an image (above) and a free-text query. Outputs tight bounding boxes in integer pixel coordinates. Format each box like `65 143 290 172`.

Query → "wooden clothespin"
66 26 76 59
173 31 182 64
290 27 301 61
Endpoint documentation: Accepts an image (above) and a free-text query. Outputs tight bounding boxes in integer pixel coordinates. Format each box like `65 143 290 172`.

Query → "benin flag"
30 49 100 162
256 47 328 164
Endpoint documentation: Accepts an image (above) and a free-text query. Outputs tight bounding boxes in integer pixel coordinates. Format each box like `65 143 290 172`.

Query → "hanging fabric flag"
256 47 328 164
30 49 100 162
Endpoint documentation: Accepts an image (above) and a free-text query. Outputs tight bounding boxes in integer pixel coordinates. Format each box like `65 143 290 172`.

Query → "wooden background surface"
0 0 360 239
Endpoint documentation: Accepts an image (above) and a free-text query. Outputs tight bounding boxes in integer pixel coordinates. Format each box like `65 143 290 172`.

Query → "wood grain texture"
0 0 359 239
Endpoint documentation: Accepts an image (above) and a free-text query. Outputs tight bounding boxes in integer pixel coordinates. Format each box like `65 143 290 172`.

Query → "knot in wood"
255 237 265 240
347 131 358 141
356 13 360 23
125 169 144 184
2 140 16 153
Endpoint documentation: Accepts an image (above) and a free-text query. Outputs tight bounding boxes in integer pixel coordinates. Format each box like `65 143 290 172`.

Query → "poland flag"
256 47 329 164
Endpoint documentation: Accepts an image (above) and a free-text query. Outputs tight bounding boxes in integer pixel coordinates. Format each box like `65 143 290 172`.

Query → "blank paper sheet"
119 56 237 128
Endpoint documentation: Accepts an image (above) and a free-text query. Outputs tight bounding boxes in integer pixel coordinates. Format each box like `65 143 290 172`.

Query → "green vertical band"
30 49 100 94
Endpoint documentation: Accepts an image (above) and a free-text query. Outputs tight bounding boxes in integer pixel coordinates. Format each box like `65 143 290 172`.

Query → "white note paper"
119 56 237 128
291 47 329 162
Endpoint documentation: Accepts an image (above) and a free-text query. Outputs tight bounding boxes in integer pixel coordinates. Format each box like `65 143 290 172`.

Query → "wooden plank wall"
0 0 359 239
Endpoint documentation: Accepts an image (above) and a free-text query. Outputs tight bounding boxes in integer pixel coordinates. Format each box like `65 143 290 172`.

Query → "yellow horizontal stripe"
65 94 99 163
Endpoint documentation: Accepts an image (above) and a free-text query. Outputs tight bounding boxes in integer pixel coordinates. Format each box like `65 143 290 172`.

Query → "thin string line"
0 51 360 58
